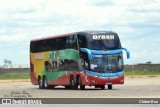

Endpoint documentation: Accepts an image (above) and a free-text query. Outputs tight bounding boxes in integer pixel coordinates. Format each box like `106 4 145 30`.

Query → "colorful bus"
30 31 130 90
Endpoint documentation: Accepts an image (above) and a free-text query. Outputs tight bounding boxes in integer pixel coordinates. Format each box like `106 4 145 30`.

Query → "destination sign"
93 35 114 40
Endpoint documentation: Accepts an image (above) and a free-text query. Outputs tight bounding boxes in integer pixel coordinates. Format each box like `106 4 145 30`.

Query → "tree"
146 61 151 64
4 59 12 68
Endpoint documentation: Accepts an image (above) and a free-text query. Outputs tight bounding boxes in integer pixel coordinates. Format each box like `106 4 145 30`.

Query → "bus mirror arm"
122 48 130 59
80 48 92 60
80 48 130 59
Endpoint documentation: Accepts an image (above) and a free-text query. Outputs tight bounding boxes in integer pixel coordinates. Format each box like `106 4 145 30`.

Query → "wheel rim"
44 78 47 88
40 79 42 86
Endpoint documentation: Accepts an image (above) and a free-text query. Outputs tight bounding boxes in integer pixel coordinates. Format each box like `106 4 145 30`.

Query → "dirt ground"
0 77 160 98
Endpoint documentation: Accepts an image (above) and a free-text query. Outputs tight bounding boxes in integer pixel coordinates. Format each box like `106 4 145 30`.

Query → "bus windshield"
90 53 123 73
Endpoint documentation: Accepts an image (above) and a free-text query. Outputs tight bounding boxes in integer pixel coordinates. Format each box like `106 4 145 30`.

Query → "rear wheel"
101 85 105 90
44 76 55 89
38 77 44 89
74 76 79 89
70 76 75 89
43 77 47 89
79 77 85 90
108 85 112 90
43 77 51 89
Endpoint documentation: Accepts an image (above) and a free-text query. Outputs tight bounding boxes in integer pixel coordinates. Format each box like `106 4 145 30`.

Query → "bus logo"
93 35 114 40
2 99 11 104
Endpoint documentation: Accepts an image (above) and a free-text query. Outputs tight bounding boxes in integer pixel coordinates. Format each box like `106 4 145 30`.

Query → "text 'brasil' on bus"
30 30 130 90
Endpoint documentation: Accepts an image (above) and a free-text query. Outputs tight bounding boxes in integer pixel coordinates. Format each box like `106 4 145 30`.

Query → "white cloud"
0 34 28 42
0 0 45 12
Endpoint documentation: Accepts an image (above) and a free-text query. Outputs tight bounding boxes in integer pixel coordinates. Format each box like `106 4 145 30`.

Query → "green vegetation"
125 71 160 75
0 72 29 80
0 70 160 80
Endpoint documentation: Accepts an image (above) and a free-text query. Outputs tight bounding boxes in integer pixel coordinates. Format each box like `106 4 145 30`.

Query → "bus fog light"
92 80 96 83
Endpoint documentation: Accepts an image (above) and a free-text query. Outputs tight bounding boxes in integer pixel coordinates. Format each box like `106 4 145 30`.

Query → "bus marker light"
92 80 96 83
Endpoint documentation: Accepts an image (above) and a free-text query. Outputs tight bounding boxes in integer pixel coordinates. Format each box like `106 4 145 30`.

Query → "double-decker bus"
30 31 130 90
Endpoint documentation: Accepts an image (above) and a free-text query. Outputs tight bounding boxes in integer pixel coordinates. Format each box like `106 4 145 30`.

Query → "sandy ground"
0 77 160 98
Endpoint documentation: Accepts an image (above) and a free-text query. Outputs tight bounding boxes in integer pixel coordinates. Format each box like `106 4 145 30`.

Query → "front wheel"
70 76 75 89
108 85 112 90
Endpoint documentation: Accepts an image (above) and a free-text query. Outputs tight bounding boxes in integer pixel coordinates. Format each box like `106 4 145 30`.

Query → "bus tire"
38 77 44 89
70 76 75 89
74 75 79 89
101 85 105 90
108 85 112 90
43 76 49 89
43 76 55 89
79 77 85 90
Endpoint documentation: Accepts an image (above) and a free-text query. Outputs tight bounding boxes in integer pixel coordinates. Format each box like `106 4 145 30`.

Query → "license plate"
106 82 112 85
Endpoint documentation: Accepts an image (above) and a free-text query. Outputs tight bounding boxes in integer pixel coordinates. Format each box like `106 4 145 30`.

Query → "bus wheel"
70 76 75 89
108 85 112 90
74 76 79 89
43 76 55 89
43 77 49 89
101 85 105 90
79 77 85 90
38 77 44 89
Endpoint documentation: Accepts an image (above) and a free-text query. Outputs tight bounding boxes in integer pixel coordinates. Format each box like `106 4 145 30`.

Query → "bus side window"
77 33 87 48
45 61 52 71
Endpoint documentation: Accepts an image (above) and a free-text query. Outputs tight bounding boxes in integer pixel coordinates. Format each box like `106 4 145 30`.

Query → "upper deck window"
86 32 122 50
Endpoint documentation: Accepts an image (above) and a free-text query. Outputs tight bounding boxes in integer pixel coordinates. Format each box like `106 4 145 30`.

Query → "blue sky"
0 0 160 66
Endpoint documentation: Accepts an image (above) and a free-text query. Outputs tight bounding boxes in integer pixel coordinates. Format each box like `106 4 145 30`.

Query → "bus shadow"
40 87 119 91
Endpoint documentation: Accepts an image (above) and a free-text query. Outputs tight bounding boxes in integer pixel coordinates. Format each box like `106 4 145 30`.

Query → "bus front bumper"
81 74 124 86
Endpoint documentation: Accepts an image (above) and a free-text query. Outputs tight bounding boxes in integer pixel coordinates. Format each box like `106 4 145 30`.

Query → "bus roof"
30 30 117 42
31 32 76 42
